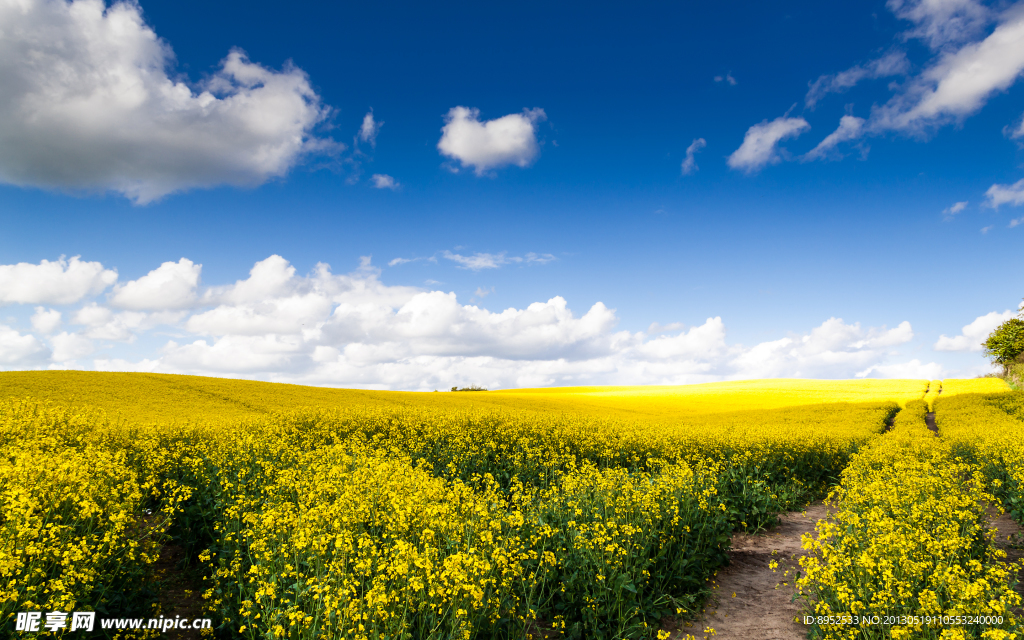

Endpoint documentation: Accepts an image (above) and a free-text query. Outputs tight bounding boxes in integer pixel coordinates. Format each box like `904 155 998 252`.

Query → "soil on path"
665 503 829 640
988 507 1024 602
150 543 207 639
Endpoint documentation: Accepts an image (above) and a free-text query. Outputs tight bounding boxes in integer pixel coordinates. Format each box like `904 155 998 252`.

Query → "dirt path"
666 503 828 640
150 543 206 639
987 507 1024 603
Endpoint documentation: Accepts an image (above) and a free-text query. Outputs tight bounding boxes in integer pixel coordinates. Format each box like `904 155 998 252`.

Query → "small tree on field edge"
984 316 1024 375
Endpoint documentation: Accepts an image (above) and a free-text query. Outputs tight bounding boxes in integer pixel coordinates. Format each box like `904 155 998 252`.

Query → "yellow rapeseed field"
2 372 1022 639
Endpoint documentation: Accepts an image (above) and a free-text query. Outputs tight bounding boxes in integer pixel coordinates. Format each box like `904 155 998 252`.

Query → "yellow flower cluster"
933 379 1024 527
0 401 189 636
0 370 929 426
0 372 951 639
798 396 1022 639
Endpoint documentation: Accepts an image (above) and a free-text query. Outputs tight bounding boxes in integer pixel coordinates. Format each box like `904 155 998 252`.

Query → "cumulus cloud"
857 359 945 379
0 0 334 203
934 310 1016 351
437 107 546 174
50 331 94 362
31 308 62 334
728 116 810 173
714 73 738 85
109 259 201 310
371 174 399 190
985 178 1024 208
1010 216 1024 228
804 115 866 160
0 324 48 365
681 138 707 175
0 254 947 388
731 318 914 379
805 51 910 108
0 256 116 305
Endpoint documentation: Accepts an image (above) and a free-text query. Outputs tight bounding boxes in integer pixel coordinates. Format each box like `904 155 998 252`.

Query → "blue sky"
0 0 1022 389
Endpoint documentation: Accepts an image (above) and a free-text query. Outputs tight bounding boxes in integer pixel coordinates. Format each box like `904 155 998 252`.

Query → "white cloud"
943 200 968 216
857 359 945 379
442 250 555 270
69 260 921 389
805 51 909 108
69 301 184 342
0 254 947 388
728 116 810 173
203 255 299 305
524 252 556 264
0 256 116 305
934 309 1015 351
887 0 991 49
984 178 1024 208
0 324 47 365
731 318 915 379
1010 216 1024 228
870 6 1024 134
437 107 546 174
0 0 333 203
31 307 62 334
443 251 509 270
804 115 866 160
50 331 94 362
714 73 737 85
109 258 201 310
371 174 399 190
681 138 707 175
981 225 994 233
1008 113 1024 139
358 110 382 147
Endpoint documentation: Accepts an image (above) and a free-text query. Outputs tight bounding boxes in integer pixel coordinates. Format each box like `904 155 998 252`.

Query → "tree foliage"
984 317 1024 371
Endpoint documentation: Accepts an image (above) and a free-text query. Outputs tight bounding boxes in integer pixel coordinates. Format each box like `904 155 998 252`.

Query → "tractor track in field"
664 503 828 640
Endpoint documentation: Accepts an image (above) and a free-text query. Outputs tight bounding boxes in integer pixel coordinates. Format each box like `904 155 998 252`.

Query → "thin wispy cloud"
943 201 969 219
358 110 383 148
805 51 909 109
371 174 400 190
984 178 1024 208
869 8 1024 135
742 0 1024 175
803 116 865 161
681 138 707 175
442 250 556 271
888 0 992 50
728 116 810 173
442 251 510 270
